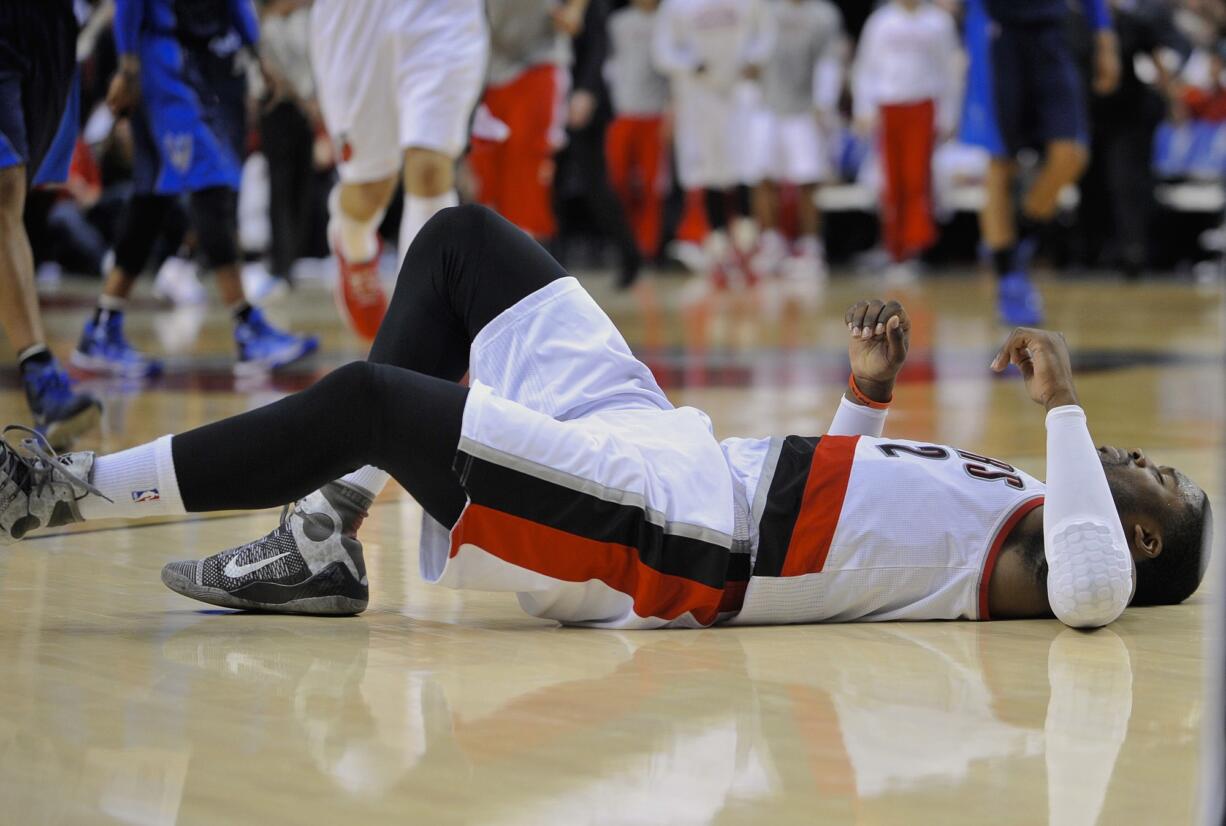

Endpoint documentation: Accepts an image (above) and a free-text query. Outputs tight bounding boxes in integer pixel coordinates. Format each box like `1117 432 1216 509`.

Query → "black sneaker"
161 480 372 615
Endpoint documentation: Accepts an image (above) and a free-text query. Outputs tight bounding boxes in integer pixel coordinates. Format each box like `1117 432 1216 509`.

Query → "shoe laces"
0 425 110 504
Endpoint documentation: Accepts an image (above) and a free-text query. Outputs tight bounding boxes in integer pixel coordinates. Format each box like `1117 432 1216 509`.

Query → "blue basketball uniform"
114 0 259 195
981 0 1111 156
958 0 1005 156
0 1 78 182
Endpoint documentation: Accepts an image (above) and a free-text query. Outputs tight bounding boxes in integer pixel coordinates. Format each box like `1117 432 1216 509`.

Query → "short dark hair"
1132 493 1213 606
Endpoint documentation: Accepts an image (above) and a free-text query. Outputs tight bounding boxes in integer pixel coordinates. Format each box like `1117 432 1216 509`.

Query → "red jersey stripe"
451 503 730 625
780 435 860 577
977 496 1045 620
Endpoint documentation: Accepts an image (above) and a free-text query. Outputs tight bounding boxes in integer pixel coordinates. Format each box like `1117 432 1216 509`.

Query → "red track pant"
470 65 566 239
879 99 936 261
605 115 665 257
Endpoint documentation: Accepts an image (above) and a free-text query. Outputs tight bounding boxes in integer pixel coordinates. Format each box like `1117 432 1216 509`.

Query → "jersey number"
876 444 1025 490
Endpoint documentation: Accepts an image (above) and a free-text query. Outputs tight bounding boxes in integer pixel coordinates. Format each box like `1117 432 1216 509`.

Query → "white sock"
79 435 185 520
340 466 391 499
328 187 383 263
399 191 458 268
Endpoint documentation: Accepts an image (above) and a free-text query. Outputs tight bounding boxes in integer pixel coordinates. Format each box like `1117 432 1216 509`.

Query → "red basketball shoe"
332 234 388 341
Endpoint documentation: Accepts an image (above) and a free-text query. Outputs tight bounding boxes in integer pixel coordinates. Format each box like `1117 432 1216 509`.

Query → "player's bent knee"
1047 141 1088 179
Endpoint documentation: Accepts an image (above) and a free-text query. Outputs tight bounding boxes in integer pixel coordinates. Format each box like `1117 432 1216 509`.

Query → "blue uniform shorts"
130 34 245 195
0 0 77 182
990 21 1088 156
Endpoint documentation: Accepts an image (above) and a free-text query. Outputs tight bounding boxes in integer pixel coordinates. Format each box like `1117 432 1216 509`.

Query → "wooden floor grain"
0 269 1219 825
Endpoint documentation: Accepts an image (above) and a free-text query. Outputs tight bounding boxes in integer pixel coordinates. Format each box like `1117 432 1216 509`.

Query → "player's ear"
1132 522 1163 560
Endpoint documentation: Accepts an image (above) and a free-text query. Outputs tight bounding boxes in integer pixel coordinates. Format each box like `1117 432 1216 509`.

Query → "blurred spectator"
750 0 846 287
853 0 961 271
257 0 323 285
553 0 643 287
1080 0 1187 277
472 0 587 240
653 0 774 281
604 0 670 262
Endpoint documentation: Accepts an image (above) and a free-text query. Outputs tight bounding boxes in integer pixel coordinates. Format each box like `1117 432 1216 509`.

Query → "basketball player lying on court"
0 206 1211 628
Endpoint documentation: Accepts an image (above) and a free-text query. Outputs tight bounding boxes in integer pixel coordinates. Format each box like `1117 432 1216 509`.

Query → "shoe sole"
42 403 102 451
161 562 368 616
70 349 162 379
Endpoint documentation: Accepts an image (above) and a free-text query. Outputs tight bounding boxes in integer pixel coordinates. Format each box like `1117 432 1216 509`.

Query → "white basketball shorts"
748 111 830 186
310 0 488 183
418 277 751 629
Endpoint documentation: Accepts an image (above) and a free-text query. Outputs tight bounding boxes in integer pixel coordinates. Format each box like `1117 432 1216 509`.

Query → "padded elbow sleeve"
1044 406 1134 628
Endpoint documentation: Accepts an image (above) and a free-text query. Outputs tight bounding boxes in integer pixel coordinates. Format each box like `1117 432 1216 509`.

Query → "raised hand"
844 299 910 400
990 327 1080 411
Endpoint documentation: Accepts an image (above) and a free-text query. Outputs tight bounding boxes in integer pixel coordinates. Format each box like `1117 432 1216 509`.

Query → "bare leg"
0 166 44 353
1022 139 1087 222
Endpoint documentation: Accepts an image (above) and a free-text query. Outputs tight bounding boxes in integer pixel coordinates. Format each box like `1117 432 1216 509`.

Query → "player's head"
1098 446 1212 606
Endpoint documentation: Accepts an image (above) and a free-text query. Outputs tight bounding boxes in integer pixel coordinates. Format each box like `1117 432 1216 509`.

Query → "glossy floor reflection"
0 269 1220 824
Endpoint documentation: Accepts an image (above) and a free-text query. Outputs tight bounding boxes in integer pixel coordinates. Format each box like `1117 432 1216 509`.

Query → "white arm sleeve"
1044 406 1134 628
827 396 887 438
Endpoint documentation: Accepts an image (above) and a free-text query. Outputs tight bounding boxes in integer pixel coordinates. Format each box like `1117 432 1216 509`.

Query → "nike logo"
224 552 292 579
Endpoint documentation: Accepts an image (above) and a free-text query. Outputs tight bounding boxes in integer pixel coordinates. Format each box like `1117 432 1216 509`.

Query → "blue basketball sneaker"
21 357 102 450
997 271 1044 327
71 314 164 378
234 307 319 377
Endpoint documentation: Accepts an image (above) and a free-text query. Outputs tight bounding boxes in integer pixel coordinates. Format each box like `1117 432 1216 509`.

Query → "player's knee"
1047 141 1088 181
403 149 454 197
340 178 397 220
0 166 26 215
419 202 488 246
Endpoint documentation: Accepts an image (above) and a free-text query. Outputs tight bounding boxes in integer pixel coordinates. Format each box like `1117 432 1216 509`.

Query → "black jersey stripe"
753 436 821 578
454 449 740 591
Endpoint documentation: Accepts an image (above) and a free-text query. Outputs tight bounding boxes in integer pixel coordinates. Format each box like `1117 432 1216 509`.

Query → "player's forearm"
1043 406 1133 628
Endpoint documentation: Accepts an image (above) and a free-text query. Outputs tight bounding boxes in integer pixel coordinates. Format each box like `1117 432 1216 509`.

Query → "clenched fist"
844 299 910 402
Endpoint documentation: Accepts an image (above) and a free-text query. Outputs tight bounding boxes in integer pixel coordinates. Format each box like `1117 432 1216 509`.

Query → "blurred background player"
976 0 1120 325
750 0 846 294
653 0 774 287
310 0 488 340
604 0 670 266
76 0 319 378
0 1 101 448
552 0 644 289
852 0 962 278
472 0 587 243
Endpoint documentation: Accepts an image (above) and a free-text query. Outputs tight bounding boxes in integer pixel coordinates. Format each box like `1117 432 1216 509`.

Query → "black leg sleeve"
172 362 470 526
368 204 570 378
113 194 173 275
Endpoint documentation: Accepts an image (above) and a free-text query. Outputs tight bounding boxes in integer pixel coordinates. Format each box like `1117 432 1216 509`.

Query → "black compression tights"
171 205 568 526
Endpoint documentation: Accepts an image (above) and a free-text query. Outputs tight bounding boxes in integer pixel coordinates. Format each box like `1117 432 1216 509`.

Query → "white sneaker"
153 256 207 306
240 261 290 306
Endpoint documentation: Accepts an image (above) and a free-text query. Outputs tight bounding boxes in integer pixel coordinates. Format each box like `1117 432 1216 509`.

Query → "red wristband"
848 374 892 409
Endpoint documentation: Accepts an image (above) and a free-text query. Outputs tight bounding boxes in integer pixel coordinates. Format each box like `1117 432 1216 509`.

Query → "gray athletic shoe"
0 425 98 545
161 480 372 616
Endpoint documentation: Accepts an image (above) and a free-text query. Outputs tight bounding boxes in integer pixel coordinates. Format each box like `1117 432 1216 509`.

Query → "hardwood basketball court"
0 269 1220 824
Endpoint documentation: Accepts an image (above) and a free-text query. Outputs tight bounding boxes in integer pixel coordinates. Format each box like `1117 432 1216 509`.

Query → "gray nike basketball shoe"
0 425 97 544
161 480 372 616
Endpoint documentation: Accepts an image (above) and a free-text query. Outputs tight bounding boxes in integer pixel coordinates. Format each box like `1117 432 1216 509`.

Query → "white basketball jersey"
724 435 1045 625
